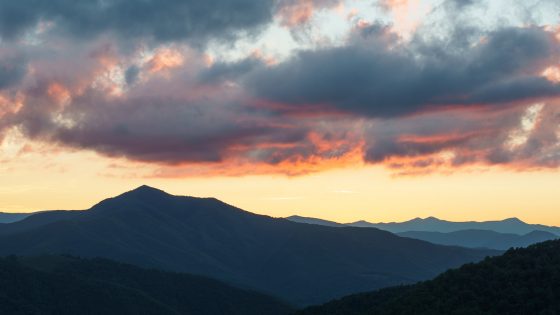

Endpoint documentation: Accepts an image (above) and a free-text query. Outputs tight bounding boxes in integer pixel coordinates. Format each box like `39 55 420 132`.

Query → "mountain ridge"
297 240 560 315
0 255 292 315
286 215 560 236
0 185 498 306
397 229 558 250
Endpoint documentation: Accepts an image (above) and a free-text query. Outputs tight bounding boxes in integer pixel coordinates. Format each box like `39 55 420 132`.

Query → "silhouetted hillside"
398 229 558 250
0 212 34 224
0 186 498 306
0 210 81 235
0 255 291 315
297 240 560 315
286 215 344 227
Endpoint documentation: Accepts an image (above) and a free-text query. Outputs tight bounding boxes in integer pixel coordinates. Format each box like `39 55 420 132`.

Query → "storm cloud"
249 25 560 117
0 53 27 90
0 0 277 44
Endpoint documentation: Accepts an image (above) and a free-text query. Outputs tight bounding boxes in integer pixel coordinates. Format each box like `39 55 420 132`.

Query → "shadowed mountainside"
0 212 34 224
297 240 560 315
398 229 558 250
286 215 344 227
0 255 292 315
0 186 498 306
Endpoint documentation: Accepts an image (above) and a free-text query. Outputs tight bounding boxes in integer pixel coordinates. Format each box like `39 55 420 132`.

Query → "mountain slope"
297 240 560 315
0 212 34 224
398 229 558 250
0 210 81 235
348 216 560 235
286 215 344 227
0 186 498 306
0 255 292 315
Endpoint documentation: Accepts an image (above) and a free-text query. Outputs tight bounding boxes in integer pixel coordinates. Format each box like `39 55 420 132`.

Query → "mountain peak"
503 217 524 224
424 216 440 221
133 185 163 192
115 185 171 201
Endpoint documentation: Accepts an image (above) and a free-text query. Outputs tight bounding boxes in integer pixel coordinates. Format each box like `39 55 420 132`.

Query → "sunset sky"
1 0 559 225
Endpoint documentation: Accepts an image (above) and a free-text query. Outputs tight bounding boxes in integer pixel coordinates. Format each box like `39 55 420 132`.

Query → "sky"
1 0 560 225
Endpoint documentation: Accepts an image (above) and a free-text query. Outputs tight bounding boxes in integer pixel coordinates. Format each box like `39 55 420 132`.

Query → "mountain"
0 212 34 224
398 229 558 250
286 215 344 227
0 210 81 235
297 240 560 315
285 216 557 250
0 185 498 306
347 216 560 235
285 215 560 236
0 255 292 315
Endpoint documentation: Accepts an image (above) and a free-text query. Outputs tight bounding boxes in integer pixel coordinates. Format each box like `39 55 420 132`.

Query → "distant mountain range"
348 216 560 235
0 186 497 306
286 215 559 250
297 240 560 315
0 255 292 315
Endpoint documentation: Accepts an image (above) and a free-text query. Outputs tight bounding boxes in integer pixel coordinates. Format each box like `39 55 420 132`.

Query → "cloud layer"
1 0 559 175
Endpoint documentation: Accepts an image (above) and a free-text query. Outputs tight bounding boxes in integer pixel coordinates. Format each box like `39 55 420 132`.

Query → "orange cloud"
0 93 24 118
148 48 184 73
542 66 560 83
276 0 341 27
381 0 429 38
277 0 315 27
47 83 71 106
149 142 364 178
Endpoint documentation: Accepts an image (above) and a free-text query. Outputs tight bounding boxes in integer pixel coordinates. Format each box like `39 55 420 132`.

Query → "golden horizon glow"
1 143 559 226
1 0 559 228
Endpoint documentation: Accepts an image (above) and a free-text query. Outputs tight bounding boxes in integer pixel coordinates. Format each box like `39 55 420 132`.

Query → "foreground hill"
398 229 558 250
297 240 560 315
0 255 291 315
0 186 497 306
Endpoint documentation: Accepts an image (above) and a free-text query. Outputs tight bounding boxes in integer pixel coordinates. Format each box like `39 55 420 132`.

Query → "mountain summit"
105 185 172 203
0 186 497 306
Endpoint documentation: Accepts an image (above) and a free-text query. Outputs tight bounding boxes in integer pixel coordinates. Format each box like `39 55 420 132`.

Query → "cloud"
197 57 263 84
0 39 361 171
0 0 277 44
0 52 27 90
1 0 559 177
248 25 560 118
363 103 560 173
276 0 341 27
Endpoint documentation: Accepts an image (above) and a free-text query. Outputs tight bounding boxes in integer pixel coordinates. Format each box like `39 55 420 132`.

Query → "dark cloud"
0 0 277 44
248 25 560 118
6 79 309 164
124 66 140 86
0 54 27 89
198 58 263 84
363 103 560 172
366 134 474 163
